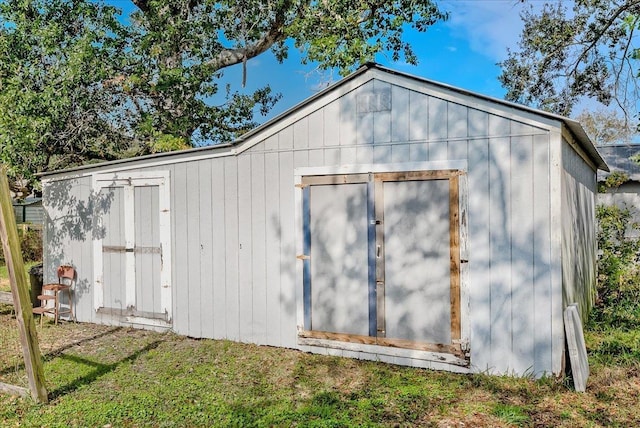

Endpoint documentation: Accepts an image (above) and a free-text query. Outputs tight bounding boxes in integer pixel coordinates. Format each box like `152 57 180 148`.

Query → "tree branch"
131 0 150 13
569 0 640 77
209 20 286 71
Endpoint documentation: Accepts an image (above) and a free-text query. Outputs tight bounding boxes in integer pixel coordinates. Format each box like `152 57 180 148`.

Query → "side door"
93 172 172 327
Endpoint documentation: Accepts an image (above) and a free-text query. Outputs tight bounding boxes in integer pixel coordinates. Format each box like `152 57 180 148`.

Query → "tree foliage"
0 0 448 191
576 109 636 145
499 1 640 119
0 0 134 190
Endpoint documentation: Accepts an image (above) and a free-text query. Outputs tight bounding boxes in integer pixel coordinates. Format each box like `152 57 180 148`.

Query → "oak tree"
499 1 640 120
0 0 448 192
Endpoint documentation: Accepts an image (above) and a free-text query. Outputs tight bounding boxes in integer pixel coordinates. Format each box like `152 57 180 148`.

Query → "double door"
93 173 172 327
300 170 464 357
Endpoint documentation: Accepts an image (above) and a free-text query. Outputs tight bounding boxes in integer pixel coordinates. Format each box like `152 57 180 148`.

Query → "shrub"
593 204 640 329
0 226 42 264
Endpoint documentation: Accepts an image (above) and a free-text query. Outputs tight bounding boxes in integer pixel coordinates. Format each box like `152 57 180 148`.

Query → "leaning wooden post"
0 165 48 403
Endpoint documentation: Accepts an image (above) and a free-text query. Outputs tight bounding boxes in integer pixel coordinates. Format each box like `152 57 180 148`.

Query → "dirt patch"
0 278 10 293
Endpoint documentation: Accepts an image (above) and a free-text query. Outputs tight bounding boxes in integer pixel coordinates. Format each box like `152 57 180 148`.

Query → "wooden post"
0 165 48 403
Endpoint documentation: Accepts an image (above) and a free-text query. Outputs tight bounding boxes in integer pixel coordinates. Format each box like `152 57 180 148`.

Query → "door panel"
383 179 451 344
134 185 161 315
96 175 170 326
309 183 369 335
101 187 126 311
302 170 464 356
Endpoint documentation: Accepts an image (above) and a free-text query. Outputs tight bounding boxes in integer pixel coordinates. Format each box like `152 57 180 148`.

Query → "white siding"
561 139 597 322
43 177 94 323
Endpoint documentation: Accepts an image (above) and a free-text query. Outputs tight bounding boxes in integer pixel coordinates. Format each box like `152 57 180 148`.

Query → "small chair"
33 265 76 326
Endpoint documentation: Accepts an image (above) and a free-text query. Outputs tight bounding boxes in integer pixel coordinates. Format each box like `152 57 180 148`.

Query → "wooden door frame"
92 171 172 326
294 161 470 364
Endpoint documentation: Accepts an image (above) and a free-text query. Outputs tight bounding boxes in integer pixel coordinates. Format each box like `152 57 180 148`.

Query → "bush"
0 226 42 264
592 204 640 330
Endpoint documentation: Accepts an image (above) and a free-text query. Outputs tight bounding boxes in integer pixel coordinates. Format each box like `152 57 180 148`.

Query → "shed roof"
12 197 42 206
40 63 608 177
596 145 640 181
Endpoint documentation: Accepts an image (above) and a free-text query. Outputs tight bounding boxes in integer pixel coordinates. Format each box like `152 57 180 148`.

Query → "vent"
357 87 391 113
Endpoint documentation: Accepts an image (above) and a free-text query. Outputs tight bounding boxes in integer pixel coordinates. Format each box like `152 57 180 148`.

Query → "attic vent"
357 87 391 113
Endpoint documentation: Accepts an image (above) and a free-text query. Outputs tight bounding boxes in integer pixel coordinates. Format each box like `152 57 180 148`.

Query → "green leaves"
0 0 447 190
595 203 640 330
0 0 132 188
288 0 448 76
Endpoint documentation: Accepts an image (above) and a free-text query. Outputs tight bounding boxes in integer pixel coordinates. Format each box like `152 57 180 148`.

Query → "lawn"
0 306 638 427
0 261 39 293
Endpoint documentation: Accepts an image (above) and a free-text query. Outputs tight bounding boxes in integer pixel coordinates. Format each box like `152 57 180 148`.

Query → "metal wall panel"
224 157 240 341
264 151 282 345
509 133 535 375
251 153 267 345
238 155 253 342
467 137 492 371
561 139 597 321
278 151 297 348
409 91 428 141
533 134 553 374
186 164 203 337
487 135 513 372
391 84 409 142
211 160 228 338
43 177 94 323
172 163 189 334
198 160 215 339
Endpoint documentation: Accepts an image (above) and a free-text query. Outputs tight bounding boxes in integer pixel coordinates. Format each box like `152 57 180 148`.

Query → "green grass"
0 261 39 292
0 308 637 427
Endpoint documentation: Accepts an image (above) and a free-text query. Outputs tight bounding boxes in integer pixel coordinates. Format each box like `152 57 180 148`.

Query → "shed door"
382 179 452 344
94 173 172 327
300 170 464 359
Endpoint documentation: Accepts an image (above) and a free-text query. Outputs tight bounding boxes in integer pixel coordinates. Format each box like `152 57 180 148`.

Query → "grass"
0 307 638 427
0 261 40 293
1 255 638 426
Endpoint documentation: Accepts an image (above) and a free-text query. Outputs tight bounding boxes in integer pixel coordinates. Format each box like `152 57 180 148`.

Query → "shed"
41 63 607 377
12 197 43 224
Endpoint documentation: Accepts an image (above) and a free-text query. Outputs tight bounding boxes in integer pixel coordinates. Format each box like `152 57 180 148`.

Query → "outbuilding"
41 63 607 377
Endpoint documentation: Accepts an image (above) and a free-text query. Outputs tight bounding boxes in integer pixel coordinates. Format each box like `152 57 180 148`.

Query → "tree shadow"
44 178 115 303
47 339 164 400
0 327 124 377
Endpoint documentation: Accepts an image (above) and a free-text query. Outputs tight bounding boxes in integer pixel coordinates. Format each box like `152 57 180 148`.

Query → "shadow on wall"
469 140 554 375
286 137 559 375
43 178 115 303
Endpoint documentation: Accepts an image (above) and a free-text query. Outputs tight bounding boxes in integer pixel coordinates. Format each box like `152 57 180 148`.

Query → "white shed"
41 63 607 377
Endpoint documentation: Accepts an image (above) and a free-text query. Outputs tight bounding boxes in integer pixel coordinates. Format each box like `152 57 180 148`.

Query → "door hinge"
453 338 470 355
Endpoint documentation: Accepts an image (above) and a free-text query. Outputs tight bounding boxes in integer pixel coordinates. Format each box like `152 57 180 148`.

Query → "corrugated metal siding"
44 75 573 376
561 138 597 322
13 202 44 224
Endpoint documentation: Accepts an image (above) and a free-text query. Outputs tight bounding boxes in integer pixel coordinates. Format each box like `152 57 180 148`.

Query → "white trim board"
294 160 468 178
